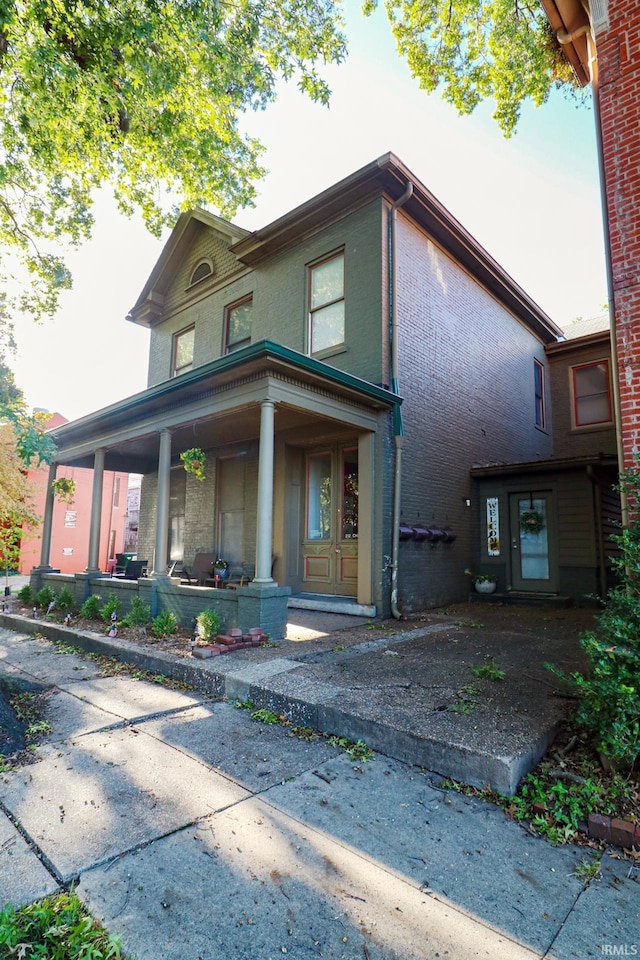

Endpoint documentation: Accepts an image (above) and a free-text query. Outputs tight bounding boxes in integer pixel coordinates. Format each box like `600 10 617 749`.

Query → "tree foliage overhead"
0 0 347 321
365 0 584 136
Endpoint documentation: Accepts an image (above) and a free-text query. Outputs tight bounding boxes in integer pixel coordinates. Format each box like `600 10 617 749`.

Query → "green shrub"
553 464 640 768
121 595 151 628
152 610 178 638
17 584 32 605
80 594 102 620
35 585 55 609
55 586 75 615
196 608 222 641
100 593 122 622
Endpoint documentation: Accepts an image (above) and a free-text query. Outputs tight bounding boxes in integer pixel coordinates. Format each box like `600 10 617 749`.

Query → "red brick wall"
596 1 640 465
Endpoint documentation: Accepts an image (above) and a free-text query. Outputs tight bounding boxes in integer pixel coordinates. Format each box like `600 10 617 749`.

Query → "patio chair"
122 560 148 580
179 553 216 586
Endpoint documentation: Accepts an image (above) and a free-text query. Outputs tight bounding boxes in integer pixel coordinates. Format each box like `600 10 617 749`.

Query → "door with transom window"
302 445 358 595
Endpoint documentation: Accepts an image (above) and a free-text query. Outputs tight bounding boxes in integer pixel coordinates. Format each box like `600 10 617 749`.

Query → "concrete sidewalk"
0 620 639 958
1 603 592 794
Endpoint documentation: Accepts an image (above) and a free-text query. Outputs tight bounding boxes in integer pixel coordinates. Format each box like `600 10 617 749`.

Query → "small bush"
552 464 640 768
55 586 75 615
196 608 222 641
152 610 178 638
35 585 55 609
80 594 102 620
100 593 122 622
17 584 32 605
121 595 151 628
0 890 122 959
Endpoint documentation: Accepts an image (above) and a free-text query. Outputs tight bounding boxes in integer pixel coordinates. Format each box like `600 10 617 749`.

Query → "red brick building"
19 412 130 575
542 0 640 471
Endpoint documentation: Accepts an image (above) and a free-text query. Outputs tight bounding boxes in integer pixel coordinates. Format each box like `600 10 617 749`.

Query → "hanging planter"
51 477 76 505
520 509 545 535
180 447 206 481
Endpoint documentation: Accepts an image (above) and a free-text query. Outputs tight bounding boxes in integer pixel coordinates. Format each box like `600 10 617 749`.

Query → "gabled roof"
127 153 563 343
127 209 250 326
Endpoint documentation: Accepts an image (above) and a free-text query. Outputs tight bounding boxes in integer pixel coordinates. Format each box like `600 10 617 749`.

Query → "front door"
302 445 358 596
509 492 557 592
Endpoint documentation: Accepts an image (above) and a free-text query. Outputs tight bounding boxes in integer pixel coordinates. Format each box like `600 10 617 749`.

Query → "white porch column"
38 463 57 569
86 448 105 572
152 428 172 576
254 400 275 583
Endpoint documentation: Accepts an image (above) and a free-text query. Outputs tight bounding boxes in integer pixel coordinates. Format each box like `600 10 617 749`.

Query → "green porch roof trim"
50 339 401 442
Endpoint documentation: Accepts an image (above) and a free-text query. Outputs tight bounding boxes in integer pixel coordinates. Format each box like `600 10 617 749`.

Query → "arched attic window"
190 259 213 285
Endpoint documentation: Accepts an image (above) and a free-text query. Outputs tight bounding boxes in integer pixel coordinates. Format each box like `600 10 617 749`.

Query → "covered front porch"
33 341 400 637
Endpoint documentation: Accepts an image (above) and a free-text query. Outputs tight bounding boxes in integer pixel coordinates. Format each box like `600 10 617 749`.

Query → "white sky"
11 1 608 422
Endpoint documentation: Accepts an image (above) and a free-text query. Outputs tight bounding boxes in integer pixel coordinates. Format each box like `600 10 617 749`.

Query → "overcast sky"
11 1 607 422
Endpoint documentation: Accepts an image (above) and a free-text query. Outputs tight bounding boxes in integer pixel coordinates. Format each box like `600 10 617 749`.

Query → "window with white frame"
572 360 612 427
173 326 194 377
309 253 344 354
225 297 252 353
534 359 546 429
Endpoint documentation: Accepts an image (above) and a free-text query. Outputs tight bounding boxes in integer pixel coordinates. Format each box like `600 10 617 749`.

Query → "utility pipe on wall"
388 181 413 619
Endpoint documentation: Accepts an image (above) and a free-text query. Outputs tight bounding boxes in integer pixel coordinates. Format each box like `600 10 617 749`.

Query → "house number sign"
486 497 500 556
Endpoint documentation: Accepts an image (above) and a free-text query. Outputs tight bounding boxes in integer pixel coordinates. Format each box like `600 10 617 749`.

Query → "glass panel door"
302 445 358 596
509 492 557 592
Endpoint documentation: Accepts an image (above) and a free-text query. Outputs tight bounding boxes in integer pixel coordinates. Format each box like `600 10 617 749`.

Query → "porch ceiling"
50 340 400 473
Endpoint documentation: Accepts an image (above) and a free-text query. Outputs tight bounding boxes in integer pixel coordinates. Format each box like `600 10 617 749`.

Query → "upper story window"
190 260 213 285
173 325 194 377
572 360 612 427
309 253 344 354
534 359 546 429
225 296 252 353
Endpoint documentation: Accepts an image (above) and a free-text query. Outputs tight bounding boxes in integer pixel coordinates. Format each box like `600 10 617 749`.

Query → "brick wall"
596 0 640 464
394 212 554 609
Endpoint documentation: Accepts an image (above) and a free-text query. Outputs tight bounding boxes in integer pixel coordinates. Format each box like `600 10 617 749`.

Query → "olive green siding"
473 467 613 600
547 341 616 460
147 200 386 389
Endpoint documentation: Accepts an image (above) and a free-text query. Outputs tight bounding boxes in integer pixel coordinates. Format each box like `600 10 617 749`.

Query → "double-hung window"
309 253 344 354
572 360 612 427
225 297 252 353
173 326 194 377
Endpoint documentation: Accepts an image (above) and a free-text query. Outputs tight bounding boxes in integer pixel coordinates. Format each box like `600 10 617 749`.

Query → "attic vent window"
190 260 213 285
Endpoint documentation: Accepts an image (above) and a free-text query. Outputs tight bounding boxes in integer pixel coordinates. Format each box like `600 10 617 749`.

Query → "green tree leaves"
1 0 347 321
365 0 583 137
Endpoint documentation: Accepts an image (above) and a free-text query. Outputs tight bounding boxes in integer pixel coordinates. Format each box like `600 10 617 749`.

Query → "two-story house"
32 154 616 637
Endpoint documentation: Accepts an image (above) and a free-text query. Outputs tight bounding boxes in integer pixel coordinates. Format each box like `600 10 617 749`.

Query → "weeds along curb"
0 613 225 697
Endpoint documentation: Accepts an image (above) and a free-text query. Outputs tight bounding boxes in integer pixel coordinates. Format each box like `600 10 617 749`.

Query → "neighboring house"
19 411 130 575
33 155 617 636
541 0 638 470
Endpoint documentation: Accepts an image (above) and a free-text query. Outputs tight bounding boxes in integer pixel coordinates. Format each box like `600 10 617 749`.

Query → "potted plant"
211 558 230 582
51 477 76 505
472 574 497 594
180 447 206 481
520 509 545 535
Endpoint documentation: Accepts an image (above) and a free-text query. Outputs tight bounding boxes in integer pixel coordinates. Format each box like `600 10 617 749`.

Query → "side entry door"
509 492 558 593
